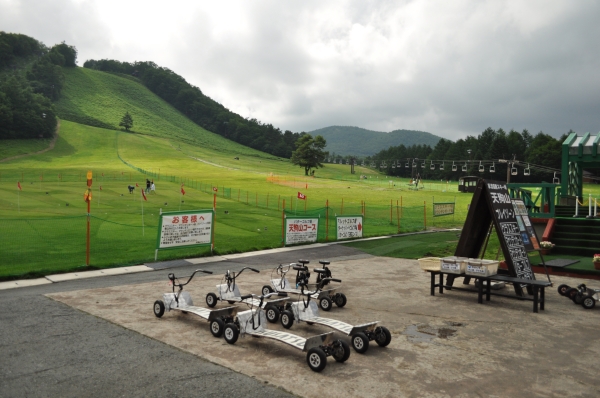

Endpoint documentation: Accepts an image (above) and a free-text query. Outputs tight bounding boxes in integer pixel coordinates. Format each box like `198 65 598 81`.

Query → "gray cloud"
2 0 599 140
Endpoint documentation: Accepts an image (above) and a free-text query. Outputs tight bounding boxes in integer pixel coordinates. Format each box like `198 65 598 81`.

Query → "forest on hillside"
0 32 77 139
83 59 301 158
361 128 566 183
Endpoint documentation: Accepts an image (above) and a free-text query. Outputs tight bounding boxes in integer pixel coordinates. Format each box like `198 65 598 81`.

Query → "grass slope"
55 67 273 157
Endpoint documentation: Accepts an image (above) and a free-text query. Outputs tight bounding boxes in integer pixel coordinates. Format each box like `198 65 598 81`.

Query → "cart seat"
318 260 330 265
297 259 310 265
293 264 308 271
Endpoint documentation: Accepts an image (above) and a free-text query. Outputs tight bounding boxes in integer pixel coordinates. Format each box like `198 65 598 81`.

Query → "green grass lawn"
2 67 598 280
344 231 600 276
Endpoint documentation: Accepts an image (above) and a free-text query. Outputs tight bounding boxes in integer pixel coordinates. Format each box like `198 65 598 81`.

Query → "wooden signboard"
454 179 538 296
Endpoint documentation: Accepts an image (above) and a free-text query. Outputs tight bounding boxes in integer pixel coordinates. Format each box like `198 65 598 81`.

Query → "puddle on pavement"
403 323 460 343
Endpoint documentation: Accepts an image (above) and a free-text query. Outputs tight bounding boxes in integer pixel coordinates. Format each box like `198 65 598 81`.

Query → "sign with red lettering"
157 210 213 248
284 218 319 245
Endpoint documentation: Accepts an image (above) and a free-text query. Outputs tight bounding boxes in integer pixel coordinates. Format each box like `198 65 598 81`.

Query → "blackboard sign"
485 181 534 280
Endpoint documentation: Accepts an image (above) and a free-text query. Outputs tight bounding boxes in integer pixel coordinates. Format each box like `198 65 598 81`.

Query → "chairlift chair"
489 162 495 173
553 172 560 184
361 160 365 167
430 161 435 170
405 160 409 168
511 165 518 175
524 164 530 176
452 162 457 172
421 160 425 168
462 162 467 172
412 161 417 168
439 162 444 171
478 161 484 173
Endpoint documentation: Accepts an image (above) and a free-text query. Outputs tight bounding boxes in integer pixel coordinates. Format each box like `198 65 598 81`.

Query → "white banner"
159 212 213 248
336 216 363 240
285 218 319 245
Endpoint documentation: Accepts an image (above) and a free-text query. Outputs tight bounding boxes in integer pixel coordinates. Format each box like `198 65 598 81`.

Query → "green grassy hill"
55 67 274 157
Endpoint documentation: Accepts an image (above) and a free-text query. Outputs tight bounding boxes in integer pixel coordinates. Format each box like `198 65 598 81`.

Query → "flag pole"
141 189 145 236
17 189 20 213
179 186 183 211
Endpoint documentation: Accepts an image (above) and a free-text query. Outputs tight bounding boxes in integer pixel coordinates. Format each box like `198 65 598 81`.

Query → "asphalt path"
0 244 370 398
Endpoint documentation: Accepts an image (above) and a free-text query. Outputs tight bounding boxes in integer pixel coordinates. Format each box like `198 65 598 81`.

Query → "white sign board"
158 211 213 248
336 216 363 240
285 218 319 245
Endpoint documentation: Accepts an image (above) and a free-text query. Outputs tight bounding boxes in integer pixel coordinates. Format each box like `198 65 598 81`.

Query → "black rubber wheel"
262 285 273 296
375 326 392 347
210 318 225 337
153 300 165 318
223 324 239 344
306 347 327 372
332 340 351 362
573 292 584 305
566 288 578 301
227 301 236 304
334 293 347 307
281 310 294 329
582 296 596 310
351 332 369 353
557 284 570 296
319 296 333 311
206 292 218 308
265 306 280 323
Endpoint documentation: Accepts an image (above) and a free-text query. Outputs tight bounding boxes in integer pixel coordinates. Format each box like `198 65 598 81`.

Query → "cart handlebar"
168 269 213 291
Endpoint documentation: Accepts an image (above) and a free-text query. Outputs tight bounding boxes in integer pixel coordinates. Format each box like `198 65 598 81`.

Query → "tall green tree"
291 134 328 175
119 111 133 131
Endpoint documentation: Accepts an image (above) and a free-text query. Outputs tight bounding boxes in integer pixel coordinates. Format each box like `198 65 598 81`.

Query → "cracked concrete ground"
42 255 600 398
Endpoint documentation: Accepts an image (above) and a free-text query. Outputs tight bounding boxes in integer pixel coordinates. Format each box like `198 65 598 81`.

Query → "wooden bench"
428 271 552 313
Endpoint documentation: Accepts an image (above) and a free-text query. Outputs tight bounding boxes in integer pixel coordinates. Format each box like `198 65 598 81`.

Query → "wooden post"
424 201 427 230
326 199 329 241
212 193 217 252
281 200 286 246
397 200 400 233
341 198 344 215
390 199 393 223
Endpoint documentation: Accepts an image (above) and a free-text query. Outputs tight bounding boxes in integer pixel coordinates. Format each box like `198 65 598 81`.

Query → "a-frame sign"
453 179 542 296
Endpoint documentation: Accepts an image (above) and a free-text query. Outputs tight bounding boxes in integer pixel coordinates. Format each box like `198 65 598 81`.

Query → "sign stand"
451 179 550 296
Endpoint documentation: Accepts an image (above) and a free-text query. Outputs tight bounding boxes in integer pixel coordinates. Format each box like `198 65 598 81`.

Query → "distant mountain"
309 126 443 157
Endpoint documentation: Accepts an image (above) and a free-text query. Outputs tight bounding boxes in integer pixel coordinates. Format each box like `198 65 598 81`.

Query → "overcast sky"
2 0 599 140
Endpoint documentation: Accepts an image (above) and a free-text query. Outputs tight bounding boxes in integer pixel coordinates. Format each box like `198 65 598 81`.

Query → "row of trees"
83 59 302 158
0 32 77 139
364 128 565 182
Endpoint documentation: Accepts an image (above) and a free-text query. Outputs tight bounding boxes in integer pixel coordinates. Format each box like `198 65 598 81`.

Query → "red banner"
142 190 147 201
297 192 306 200
181 186 186 195
17 181 22 191
212 187 218 192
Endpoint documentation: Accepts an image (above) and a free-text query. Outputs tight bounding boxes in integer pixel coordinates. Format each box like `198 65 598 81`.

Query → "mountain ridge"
309 125 443 157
